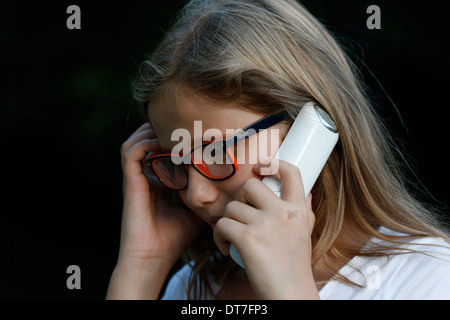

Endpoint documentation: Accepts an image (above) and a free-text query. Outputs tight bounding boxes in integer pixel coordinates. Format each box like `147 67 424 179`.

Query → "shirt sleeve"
161 264 192 300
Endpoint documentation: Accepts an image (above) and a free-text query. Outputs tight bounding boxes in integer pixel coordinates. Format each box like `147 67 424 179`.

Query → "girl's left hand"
213 159 319 299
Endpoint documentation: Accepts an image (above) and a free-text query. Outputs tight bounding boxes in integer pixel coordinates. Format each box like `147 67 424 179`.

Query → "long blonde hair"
133 0 449 298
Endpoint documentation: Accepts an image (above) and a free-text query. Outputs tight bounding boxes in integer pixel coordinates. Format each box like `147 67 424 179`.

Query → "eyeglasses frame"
144 111 287 190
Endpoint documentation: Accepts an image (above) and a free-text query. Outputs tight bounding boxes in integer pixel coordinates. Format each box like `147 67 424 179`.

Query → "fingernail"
254 159 272 170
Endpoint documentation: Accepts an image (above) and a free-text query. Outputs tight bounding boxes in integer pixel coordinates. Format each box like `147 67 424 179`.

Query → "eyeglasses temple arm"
224 112 287 147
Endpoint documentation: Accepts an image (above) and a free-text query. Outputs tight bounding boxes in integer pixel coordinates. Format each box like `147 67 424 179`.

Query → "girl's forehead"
149 88 263 132
148 89 266 151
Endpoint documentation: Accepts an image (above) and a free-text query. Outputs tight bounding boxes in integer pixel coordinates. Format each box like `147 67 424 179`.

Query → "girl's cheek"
241 127 286 165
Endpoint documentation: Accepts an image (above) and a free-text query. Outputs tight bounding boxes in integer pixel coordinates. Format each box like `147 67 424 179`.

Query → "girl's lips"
209 218 220 229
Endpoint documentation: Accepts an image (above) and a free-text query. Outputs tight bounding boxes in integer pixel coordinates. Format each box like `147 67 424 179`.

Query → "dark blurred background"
1 0 449 299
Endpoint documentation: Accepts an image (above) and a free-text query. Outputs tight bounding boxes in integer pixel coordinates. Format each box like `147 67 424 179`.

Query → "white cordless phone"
229 102 339 268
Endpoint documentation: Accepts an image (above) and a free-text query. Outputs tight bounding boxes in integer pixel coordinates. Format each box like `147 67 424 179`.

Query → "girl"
107 0 450 299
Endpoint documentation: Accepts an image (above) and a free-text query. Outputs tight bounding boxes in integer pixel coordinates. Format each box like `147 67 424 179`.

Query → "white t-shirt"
162 229 450 300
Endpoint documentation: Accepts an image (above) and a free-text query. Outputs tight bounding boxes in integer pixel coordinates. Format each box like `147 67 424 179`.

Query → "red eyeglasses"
143 112 287 190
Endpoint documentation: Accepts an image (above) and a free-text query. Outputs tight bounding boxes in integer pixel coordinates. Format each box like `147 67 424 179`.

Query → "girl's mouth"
208 218 220 230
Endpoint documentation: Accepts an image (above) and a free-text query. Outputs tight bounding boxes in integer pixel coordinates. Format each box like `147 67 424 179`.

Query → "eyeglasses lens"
151 157 187 190
192 144 235 179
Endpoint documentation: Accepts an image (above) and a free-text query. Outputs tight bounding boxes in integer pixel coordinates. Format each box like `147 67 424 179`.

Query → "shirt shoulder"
320 234 450 300
161 264 193 300
382 236 450 299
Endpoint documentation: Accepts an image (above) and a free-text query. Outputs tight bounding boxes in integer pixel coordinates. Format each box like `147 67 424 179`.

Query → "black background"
1 0 449 299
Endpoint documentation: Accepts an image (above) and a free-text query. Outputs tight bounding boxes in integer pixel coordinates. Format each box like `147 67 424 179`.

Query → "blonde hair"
133 0 449 298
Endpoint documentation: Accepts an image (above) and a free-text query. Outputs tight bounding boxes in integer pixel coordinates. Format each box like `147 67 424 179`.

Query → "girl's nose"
184 165 220 209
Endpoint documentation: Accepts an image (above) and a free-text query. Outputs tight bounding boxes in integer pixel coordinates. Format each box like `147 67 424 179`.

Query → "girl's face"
149 88 288 229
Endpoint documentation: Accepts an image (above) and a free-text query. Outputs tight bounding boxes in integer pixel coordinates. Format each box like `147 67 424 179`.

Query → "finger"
125 129 157 150
128 122 152 140
123 139 160 171
233 178 278 210
122 126 157 152
223 200 259 225
120 139 158 202
213 217 245 256
135 122 152 133
255 159 305 206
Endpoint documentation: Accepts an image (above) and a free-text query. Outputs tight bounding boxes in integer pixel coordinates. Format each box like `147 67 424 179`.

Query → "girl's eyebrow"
158 138 197 155
159 114 286 154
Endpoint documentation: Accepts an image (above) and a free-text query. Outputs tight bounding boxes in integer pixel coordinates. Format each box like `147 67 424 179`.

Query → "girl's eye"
202 144 226 164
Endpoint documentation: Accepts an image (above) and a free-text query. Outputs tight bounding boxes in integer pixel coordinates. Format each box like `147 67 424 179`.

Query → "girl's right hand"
107 123 203 299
